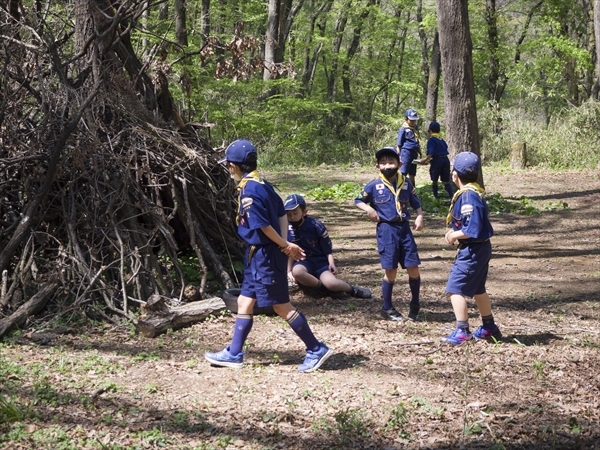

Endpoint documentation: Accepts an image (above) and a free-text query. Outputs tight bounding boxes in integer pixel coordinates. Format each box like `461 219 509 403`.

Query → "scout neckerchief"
236 170 264 224
402 121 420 141
429 132 440 138
379 171 406 217
446 182 485 226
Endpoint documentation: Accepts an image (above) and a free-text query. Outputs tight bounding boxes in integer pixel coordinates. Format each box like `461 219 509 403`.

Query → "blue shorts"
400 149 418 176
240 243 289 307
429 157 451 183
376 221 421 270
445 241 491 297
293 257 330 278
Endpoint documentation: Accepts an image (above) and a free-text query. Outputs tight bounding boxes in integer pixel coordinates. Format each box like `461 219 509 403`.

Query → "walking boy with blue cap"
205 140 333 372
397 108 422 186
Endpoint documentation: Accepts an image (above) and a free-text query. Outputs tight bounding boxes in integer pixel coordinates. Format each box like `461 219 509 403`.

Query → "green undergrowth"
302 181 570 217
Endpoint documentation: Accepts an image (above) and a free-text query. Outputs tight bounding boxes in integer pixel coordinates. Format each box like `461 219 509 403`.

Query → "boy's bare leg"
450 294 469 321
474 293 492 317
319 270 351 292
291 265 320 287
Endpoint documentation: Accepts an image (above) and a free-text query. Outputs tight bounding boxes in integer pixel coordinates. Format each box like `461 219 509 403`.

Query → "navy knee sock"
409 276 420 307
382 279 394 310
230 314 253 355
481 314 496 329
432 183 439 198
287 310 320 351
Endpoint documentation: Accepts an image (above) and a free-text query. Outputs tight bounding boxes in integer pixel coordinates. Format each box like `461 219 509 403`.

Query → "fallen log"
136 296 227 338
0 280 58 339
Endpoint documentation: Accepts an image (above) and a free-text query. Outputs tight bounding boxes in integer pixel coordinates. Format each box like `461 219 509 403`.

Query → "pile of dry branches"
0 1 243 336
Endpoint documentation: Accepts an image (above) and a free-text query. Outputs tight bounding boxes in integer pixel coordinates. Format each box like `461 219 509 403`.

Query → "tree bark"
417 0 429 99
594 0 600 99
425 31 441 124
437 0 483 185
264 0 282 81
327 2 349 101
201 0 210 40
174 0 188 47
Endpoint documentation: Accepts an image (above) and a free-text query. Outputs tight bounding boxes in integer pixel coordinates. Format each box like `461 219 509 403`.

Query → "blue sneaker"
473 325 502 341
298 343 333 373
441 328 472 345
205 346 244 369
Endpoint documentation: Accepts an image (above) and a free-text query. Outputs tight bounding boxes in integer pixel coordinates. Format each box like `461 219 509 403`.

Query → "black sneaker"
380 307 404 321
408 305 420 321
350 285 372 298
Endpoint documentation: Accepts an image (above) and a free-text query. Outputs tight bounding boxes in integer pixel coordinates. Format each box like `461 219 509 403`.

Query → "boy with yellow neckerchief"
397 108 422 186
441 151 502 345
205 140 333 372
355 147 424 321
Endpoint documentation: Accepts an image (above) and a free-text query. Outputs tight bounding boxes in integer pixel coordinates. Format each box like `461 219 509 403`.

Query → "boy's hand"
445 229 456 245
287 271 296 285
367 208 380 222
283 242 306 261
329 264 338 276
413 215 424 231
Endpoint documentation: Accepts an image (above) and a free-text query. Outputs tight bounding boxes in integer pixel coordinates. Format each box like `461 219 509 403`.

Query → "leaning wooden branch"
136 295 227 338
0 279 58 339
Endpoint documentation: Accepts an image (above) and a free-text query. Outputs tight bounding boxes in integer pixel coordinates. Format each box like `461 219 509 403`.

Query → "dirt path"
1 168 599 449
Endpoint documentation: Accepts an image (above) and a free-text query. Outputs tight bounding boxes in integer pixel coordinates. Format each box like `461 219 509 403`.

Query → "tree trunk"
327 2 349 101
486 0 500 104
437 0 483 185
174 0 188 47
201 0 210 40
264 0 282 81
301 0 333 95
425 31 441 124
417 0 429 99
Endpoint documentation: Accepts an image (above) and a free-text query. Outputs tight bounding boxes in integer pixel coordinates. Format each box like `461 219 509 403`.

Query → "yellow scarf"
403 121 420 140
429 132 440 138
446 182 485 226
380 171 406 217
237 171 264 224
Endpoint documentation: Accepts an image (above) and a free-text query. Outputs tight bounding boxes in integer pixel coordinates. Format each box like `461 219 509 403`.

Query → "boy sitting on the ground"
285 194 372 299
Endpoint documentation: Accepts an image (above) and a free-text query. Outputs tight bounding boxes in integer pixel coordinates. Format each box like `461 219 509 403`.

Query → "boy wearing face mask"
205 140 333 373
355 147 425 321
284 194 372 299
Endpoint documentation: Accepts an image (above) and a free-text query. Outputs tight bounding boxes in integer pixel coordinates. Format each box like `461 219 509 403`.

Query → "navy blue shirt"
237 174 286 245
397 124 421 153
287 216 333 259
426 135 449 158
449 189 494 243
355 175 422 222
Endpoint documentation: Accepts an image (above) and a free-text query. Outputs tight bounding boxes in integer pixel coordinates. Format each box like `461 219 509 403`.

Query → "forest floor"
1 167 599 450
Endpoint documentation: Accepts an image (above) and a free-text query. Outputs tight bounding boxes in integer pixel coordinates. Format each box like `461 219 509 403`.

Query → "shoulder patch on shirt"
241 197 253 208
376 183 384 190
401 182 408 190
460 204 474 215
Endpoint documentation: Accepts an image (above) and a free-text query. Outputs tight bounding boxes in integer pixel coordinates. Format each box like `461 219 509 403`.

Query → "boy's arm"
413 207 424 231
355 201 380 222
445 229 467 245
327 253 338 275
261 222 305 261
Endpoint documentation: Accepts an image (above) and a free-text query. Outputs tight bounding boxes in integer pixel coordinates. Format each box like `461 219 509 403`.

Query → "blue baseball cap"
405 109 419 120
218 139 257 164
284 194 306 210
375 146 400 161
428 121 441 133
453 151 480 175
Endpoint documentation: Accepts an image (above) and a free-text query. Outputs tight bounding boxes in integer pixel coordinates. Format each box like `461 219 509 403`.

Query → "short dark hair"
231 152 257 173
455 166 478 183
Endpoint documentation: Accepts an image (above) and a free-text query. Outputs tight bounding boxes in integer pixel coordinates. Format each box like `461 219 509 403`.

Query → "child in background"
417 121 453 200
441 151 502 345
285 194 372 299
397 108 422 186
355 147 424 321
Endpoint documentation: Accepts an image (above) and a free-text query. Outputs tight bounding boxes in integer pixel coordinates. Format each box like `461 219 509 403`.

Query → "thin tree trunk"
425 31 440 124
264 0 281 81
174 0 188 47
327 1 349 101
417 0 429 99
595 0 600 98
201 0 210 40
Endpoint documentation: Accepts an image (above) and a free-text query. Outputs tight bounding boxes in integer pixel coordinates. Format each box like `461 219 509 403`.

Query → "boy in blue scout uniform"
397 108 422 186
284 194 372 299
354 147 424 321
205 140 332 372
441 151 502 345
415 121 454 199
